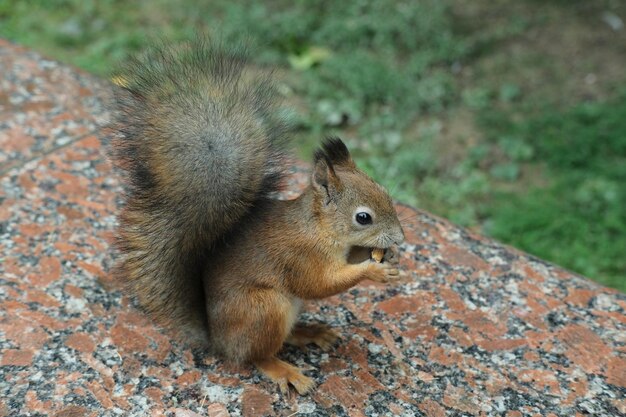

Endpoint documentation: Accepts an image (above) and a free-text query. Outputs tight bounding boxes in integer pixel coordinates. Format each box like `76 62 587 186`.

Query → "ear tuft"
314 137 354 168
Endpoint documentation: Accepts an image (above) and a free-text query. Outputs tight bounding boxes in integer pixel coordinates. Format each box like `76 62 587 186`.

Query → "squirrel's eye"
355 212 372 225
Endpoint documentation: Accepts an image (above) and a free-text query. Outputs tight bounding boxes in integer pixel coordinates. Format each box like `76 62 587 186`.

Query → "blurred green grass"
1 0 624 291
483 98 626 290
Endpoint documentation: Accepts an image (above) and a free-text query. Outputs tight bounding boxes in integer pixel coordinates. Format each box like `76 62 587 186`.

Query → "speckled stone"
0 39 111 176
1 39 625 417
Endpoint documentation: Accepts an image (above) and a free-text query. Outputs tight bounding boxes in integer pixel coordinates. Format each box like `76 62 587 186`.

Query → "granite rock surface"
0 39 625 417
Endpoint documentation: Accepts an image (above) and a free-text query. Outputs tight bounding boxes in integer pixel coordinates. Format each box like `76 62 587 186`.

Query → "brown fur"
201 153 404 392
111 40 404 394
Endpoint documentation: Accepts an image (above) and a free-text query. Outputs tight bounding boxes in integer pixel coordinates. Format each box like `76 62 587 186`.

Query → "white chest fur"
284 296 302 335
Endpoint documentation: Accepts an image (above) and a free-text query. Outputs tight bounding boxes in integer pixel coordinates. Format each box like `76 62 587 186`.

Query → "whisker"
400 213 420 222
395 205 410 217
363 237 378 248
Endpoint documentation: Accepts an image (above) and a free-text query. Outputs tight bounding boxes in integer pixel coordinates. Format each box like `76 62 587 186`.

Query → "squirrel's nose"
393 228 405 245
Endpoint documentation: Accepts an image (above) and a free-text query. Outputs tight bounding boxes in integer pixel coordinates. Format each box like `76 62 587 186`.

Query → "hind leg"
209 289 315 394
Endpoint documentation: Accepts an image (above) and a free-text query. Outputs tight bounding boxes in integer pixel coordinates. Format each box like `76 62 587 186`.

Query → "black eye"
355 212 372 225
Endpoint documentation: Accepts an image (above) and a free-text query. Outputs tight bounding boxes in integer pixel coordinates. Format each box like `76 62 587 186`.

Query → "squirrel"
110 39 405 395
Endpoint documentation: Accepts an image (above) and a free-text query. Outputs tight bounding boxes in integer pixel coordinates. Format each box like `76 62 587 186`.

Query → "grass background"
1 0 624 290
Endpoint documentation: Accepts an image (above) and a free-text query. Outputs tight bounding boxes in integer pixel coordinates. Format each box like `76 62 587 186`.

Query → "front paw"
367 261 400 283
383 245 400 265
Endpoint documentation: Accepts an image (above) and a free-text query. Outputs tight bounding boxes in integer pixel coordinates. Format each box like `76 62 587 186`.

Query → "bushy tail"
110 39 289 345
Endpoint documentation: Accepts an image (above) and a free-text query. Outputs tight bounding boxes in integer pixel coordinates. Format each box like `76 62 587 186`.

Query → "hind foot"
286 323 339 351
255 357 315 395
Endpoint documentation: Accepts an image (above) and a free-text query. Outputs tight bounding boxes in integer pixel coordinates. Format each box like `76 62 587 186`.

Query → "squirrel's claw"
277 378 290 396
315 328 339 351
255 357 316 396
290 372 316 395
287 324 339 351
367 261 401 283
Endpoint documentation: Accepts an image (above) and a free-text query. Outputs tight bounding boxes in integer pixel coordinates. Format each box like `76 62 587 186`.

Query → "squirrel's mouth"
347 246 385 264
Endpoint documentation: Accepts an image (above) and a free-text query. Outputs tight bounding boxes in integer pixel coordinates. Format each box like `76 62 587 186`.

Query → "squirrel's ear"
312 152 342 205
319 137 355 169
313 137 353 205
